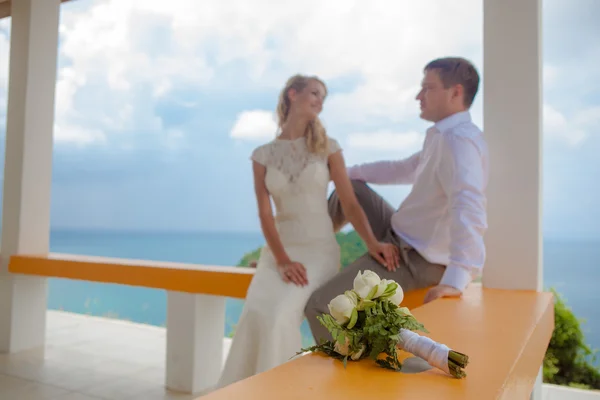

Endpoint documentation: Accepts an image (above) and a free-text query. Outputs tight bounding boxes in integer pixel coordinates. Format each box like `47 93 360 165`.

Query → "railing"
9 252 555 399
9 252 254 298
9 253 253 393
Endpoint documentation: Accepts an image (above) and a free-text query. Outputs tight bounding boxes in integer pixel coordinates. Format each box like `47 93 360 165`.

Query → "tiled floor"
0 311 232 400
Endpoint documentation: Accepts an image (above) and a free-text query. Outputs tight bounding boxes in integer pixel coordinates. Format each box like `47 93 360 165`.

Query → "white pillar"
0 0 60 353
482 0 543 398
482 0 543 293
165 291 226 394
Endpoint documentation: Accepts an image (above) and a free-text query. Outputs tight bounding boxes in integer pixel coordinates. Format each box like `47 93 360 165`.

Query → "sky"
0 0 599 240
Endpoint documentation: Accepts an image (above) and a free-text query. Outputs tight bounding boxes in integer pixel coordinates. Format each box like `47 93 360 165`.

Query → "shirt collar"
432 111 472 133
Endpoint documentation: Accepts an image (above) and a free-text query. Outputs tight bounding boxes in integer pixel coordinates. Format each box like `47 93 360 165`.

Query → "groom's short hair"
424 57 480 108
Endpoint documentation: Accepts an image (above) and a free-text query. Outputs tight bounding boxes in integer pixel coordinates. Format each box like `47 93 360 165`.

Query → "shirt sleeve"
346 151 422 185
436 133 488 292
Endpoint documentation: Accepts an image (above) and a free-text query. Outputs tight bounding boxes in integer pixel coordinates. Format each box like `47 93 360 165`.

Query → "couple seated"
217 56 487 389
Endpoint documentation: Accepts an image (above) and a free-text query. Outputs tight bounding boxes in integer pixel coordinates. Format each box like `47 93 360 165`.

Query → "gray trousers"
304 180 445 344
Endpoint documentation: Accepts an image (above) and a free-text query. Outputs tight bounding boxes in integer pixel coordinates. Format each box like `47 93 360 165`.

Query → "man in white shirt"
305 57 488 344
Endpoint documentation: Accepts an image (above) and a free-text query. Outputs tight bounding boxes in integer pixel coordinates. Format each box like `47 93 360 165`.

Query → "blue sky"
0 0 599 240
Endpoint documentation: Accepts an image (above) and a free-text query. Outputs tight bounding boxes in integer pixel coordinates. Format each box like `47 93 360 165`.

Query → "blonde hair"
276 74 329 155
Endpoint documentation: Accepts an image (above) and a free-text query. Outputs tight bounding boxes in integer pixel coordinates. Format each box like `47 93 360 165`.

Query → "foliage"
543 289 600 390
237 247 262 267
335 230 368 268
237 230 367 268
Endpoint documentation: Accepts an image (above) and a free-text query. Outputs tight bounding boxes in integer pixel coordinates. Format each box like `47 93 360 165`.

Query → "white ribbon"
398 329 450 375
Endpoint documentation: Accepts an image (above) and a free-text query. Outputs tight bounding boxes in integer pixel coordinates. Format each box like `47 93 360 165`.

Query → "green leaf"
365 284 379 300
379 282 398 300
347 307 358 329
336 329 347 345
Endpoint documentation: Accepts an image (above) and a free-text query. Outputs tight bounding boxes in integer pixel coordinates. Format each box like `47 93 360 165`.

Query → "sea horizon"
40 228 600 363
47 226 600 240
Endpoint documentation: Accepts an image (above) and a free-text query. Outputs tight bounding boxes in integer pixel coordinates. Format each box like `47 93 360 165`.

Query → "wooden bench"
9 254 554 399
9 252 254 298
199 284 554 400
9 252 256 393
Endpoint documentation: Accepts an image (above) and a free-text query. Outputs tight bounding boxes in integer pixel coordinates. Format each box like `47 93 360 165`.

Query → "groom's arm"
346 151 421 185
437 133 488 293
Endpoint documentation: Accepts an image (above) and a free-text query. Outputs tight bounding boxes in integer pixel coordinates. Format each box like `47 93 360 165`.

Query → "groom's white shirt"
347 111 489 292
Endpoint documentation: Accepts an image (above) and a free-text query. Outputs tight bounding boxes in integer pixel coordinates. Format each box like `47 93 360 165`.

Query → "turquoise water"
47 230 600 356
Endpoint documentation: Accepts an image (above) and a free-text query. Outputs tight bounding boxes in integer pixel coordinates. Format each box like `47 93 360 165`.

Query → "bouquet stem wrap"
399 329 450 374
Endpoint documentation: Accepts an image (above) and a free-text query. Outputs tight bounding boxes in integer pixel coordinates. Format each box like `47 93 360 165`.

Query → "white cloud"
543 65 560 88
54 123 106 146
230 110 278 140
543 103 595 147
1 0 597 155
47 0 485 145
164 128 186 151
573 106 600 129
52 0 215 147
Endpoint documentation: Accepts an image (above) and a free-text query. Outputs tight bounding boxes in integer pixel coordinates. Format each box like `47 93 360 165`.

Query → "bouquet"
299 270 469 378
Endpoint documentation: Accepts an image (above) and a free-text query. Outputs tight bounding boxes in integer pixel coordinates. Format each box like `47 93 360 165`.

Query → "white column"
482 0 543 398
482 0 543 292
0 0 60 353
165 291 226 394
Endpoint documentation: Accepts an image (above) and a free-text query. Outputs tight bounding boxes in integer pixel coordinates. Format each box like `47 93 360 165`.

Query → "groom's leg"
305 231 445 344
328 180 395 239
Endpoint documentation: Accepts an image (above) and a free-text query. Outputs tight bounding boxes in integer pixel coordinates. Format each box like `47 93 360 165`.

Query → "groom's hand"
368 242 400 271
423 284 462 304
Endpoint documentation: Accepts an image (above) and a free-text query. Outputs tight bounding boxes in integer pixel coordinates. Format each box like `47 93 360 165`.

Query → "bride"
216 74 399 389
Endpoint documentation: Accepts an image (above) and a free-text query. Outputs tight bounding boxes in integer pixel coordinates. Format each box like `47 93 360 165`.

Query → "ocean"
47 229 600 359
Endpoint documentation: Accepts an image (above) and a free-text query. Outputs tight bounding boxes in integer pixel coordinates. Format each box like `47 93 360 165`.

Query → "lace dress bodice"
251 136 342 245
251 137 341 182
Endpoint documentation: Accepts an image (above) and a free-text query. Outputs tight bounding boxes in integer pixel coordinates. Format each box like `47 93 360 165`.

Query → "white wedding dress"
216 136 342 388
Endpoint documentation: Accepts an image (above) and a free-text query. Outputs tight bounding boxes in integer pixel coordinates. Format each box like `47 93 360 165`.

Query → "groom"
305 56 489 343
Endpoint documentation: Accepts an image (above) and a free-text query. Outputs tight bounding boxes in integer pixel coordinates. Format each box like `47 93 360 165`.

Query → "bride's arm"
328 151 400 271
252 161 308 285
252 161 291 266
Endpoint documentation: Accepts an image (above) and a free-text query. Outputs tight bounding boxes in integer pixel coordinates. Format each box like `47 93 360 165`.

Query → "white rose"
372 278 405 305
334 337 367 361
328 291 358 325
353 270 381 298
387 283 404 305
373 279 394 299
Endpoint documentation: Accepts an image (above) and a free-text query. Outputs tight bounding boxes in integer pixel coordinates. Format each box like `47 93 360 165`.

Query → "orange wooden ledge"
8 253 255 299
7 253 428 304
200 284 554 400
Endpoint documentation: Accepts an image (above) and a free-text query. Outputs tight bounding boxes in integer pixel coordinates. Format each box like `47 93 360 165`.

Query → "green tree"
237 230 367 269
543 289 600 389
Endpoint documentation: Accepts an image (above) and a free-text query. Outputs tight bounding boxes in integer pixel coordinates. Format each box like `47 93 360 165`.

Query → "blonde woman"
216 74 398 388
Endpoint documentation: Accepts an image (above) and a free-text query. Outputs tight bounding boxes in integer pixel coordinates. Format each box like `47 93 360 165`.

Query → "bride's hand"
368 242 400 272
277 261 308 286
